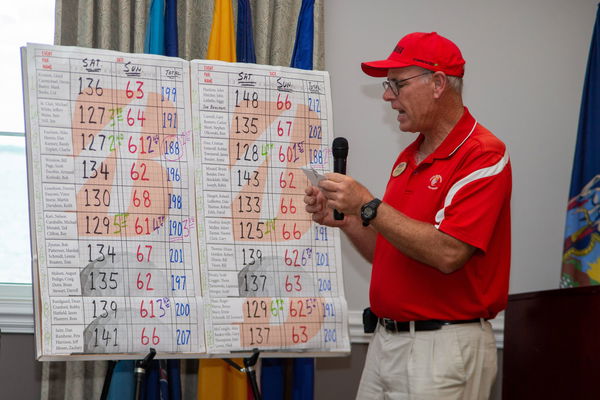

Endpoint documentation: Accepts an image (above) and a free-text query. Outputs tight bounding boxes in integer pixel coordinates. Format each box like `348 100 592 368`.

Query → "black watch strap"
360 198 382 227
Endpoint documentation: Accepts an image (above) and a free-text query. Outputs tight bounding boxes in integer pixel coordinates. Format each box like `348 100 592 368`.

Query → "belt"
378 318 481 332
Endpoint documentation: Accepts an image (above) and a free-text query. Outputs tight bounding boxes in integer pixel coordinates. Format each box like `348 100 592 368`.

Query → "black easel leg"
100 360 116 400
244 350 261 400
133 348 157 400
222 349 262 400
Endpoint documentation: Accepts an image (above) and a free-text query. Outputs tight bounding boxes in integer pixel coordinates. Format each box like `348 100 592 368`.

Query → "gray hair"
414 66 463 95
446 75 463 95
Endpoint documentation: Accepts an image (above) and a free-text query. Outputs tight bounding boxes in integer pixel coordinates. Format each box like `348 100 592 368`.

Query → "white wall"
324 0 597 312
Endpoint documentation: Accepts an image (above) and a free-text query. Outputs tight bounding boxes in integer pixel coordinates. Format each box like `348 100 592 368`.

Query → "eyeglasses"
382 71 433 96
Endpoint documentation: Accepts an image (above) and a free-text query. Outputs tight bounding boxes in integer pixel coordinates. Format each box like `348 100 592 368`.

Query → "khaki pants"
356 320 497 400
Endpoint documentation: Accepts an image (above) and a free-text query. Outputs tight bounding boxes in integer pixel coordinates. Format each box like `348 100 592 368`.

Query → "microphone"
332 137 349 220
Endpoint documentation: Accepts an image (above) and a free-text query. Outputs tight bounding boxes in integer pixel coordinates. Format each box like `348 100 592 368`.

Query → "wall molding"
348 310 505 349
0 284 34 334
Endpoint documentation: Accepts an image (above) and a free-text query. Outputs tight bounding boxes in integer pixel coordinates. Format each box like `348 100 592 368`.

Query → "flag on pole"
207 0 236 62
562 4 600 288
167 360 182 400
292 358 314 400
143 360 160 400
106 361 135 400
197 358 248 399
236 0 257 63
164 0 179 57
260 358 315 400
290 0 315 70
260 358 285 400
145 0 166 55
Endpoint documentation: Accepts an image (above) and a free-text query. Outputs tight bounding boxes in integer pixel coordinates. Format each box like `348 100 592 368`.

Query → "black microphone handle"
333 157 347 220
333 158 347 175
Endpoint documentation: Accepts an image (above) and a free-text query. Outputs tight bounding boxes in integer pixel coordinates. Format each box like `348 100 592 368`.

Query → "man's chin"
399 123 418 133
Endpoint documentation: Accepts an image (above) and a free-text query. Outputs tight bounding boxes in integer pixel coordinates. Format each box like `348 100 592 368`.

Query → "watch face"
363 207 374 218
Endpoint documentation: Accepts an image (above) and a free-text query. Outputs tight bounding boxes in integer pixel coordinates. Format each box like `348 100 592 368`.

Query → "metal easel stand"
222 348 261 400
99 348 156 400
134 348 157 400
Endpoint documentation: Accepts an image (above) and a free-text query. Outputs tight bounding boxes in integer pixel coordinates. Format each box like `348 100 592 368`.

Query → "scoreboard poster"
21 43 349 360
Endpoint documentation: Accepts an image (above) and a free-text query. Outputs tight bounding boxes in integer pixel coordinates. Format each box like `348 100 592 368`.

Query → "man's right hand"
303 185 346 228
304 184 377 263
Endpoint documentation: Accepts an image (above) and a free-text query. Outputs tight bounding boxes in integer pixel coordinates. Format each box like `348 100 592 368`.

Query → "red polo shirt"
370 108 511 321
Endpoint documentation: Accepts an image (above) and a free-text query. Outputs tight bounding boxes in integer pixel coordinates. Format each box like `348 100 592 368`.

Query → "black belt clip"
363 307 378 333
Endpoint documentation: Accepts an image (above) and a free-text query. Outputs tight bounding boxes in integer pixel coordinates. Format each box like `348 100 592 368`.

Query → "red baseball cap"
361 32 465 78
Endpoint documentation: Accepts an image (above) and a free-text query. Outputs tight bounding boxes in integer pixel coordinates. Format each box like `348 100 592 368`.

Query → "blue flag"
143 360 161 400
107 361 135 400
236 0 257 63
260 358 314 400
145 0 165 55
562 4 600 287
167 360 182 400
261 358 285 400
292 358 314 400
164 0 178 57
290 0 315 70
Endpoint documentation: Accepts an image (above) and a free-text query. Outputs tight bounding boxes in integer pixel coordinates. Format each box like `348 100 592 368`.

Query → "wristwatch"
360 198 382 227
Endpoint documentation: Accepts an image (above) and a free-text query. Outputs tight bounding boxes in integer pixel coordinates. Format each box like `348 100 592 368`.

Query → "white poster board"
21 43 349 361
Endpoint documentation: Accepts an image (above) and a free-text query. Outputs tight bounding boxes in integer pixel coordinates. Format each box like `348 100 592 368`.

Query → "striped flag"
236 0 257 63
562 4 600 287
207 0 236 62
290 0 315 70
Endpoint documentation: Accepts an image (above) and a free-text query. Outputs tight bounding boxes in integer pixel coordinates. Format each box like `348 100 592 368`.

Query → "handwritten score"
22 43 349 360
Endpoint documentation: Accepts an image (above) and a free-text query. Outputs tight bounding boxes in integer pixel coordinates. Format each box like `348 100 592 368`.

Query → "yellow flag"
197 358 248 399
207 0 236 62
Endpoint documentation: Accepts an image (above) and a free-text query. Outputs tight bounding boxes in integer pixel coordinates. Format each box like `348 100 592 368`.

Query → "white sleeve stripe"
434 151 510 229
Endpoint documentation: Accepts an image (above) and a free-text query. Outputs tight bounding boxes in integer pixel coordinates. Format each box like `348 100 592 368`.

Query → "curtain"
44 1 324 398
54 0 324 68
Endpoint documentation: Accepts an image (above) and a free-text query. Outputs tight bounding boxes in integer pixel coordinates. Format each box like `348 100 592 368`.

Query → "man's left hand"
318 173 374 216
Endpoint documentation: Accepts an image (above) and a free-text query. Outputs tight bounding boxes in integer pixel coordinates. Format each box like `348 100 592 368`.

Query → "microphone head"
332 137 349 158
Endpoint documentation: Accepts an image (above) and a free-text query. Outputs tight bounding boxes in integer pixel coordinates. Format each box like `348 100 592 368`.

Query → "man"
304 32 511 399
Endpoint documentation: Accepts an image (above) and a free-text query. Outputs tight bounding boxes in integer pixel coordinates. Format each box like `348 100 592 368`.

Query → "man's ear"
432 72 447 99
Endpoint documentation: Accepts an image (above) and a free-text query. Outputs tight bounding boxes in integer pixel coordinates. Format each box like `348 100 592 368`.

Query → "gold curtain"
54 0 325 68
